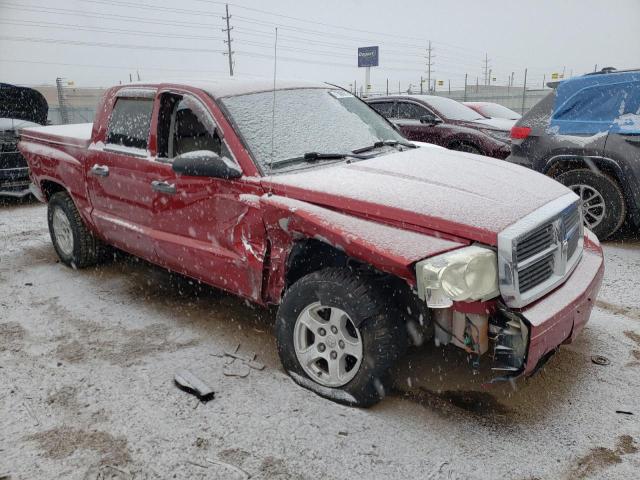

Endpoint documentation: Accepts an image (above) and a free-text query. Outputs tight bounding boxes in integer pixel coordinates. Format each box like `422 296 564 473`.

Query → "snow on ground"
1 199 639 479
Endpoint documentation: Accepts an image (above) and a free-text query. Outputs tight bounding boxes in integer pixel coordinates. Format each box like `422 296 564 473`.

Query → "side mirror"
420 115 442 125
172 150 242 179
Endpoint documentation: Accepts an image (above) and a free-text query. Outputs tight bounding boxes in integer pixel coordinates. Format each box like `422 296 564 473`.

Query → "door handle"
151 180 177 194
90 164 109 177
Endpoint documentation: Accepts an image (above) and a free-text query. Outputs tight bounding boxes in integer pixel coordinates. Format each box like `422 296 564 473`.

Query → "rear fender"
259 194 467 303
18 139 96 231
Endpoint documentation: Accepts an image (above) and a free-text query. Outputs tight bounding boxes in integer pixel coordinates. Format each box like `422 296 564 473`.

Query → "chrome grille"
515 223 554 263
498 193 584 308
518 253 554 293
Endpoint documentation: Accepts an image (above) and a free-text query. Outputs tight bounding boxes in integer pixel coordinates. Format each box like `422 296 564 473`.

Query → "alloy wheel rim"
293 302 363 388
571 184 606 230
52 207 74 257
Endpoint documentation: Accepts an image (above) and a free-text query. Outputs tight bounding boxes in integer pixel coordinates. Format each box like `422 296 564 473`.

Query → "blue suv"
507 68 640 239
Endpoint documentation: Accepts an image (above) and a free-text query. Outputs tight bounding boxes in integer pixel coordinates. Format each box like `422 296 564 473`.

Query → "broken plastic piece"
174 369 215 402
223 362 251 378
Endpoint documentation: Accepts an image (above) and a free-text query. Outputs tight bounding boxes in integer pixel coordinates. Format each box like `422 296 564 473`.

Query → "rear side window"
106 98 153 149
555 83 638 123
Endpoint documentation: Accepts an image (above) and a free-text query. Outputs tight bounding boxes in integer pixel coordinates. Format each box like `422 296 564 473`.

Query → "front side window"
106 98 153 149
157 93 225 159
220 88 405 171
397 102 430 120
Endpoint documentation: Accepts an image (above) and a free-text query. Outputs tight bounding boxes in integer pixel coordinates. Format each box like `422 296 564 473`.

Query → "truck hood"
262 145 570 245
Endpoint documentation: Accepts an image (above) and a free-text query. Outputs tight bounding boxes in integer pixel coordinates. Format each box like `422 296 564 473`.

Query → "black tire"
275 267 407 407
450 142 481 155
47 191 106 268
555 169 626 240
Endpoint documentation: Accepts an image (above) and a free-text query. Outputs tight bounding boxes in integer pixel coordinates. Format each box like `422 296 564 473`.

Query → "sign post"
357 46 378 97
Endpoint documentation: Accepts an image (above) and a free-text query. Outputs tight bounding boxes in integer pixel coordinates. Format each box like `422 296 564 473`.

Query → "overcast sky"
1 0 638 91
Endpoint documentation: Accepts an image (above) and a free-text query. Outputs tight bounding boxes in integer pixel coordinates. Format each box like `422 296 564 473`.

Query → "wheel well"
545 157 622 186
40 180 67 201
285 239 349 288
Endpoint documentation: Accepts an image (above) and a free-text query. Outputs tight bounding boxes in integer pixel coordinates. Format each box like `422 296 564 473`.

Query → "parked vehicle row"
367 95 514 159
18 79 604 407
507 68 640 239
0 83 48 197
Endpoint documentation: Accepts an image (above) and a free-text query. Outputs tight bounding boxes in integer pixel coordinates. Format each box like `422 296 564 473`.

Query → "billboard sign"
358 46 379 67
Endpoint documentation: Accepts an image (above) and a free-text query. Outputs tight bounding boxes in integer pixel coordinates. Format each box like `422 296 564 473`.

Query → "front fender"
259 194 467 302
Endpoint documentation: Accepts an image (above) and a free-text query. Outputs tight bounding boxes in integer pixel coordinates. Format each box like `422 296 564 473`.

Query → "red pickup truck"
19 79 604 407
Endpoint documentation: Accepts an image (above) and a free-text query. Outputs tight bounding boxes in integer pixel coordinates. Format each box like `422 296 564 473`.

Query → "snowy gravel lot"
1 198 639 480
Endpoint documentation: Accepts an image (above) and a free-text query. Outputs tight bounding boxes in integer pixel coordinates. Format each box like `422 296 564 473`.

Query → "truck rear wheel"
275 267 407 407
48 191 106 268
556 169 626 240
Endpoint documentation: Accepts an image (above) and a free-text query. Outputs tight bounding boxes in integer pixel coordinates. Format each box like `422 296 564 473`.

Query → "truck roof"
122 77 330 99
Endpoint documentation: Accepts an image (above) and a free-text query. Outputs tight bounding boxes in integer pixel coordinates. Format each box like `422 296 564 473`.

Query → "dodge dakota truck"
19 79 604 407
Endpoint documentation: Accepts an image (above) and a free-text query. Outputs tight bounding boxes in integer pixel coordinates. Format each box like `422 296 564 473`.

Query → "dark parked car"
0 83 48 197
367 95 512 159
464 101 521 121
507 69 640 239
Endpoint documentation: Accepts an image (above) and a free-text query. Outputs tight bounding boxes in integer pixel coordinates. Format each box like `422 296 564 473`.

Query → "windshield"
423 96 485 121
478 103 521 120
220 88 405 171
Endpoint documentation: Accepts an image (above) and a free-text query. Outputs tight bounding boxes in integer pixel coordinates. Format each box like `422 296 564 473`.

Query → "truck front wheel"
48 191 106 268
275 267 407 407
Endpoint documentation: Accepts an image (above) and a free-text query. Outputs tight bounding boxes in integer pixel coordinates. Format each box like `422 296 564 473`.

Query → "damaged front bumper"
515 229 604 376
429 230 604 379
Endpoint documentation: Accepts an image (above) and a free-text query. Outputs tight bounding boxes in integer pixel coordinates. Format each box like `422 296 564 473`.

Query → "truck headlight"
416 246 500 308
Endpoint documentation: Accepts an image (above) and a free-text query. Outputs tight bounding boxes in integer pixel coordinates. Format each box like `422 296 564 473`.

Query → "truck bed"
20 123 94 149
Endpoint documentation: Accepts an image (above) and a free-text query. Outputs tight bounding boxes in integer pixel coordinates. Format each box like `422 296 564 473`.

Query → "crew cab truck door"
86 88 158 260
148 90 267 302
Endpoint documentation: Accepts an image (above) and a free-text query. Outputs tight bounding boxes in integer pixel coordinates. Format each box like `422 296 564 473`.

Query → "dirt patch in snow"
25 426 131 465
396 387 512 418
46 385 80 410
623 330 640 365
596 300 640 322
0 321 26 352
55 323 199 367
568 435 638 479
218 447 252 465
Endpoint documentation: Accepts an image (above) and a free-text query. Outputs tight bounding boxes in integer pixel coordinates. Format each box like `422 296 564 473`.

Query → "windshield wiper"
351 140 416 154
270 151 363 169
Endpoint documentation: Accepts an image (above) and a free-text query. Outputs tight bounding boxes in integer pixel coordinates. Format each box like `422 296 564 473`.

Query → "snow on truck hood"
263 147 570 245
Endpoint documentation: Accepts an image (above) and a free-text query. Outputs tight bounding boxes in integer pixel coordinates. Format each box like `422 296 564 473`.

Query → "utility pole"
521 68 528 114
55 77 70 124
463 73 468 101
386 78 389 95
482 53 491 86
542 74 545 89
426 41 434 93
222 4 234 76
420 76 423 94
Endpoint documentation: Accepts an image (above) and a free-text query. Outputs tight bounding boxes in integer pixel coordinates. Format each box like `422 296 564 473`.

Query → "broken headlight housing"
416 246 500 308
